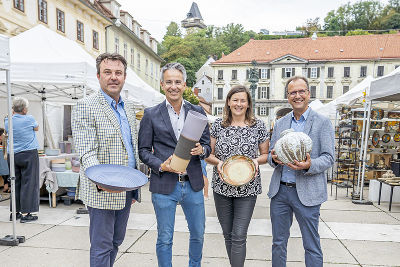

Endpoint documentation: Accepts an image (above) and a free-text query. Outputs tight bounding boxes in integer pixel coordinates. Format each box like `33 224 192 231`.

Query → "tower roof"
186 2 203 20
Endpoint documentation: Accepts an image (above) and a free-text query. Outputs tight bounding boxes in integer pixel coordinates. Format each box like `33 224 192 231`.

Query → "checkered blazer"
72 90 140 210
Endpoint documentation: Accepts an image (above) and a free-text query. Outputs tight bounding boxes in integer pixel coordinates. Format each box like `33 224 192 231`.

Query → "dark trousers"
270 185 322 267
87 192 133 267
213 192 257 267
8 149 39 214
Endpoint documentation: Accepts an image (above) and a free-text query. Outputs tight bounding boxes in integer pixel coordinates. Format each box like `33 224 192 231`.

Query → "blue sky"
117 0 389 41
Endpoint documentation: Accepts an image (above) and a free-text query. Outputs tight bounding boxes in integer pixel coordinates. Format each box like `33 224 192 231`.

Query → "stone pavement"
0 165 399 267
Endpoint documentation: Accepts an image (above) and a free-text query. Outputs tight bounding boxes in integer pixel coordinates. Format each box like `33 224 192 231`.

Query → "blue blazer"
138 100 211 195
267 108 334 206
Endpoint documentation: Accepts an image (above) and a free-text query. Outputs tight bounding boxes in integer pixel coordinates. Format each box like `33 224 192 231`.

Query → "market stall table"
39 153 79 207
377 179 400 212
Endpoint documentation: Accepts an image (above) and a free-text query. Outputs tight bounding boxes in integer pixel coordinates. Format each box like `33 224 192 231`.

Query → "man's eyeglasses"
164 80 183 86
287 89 308 97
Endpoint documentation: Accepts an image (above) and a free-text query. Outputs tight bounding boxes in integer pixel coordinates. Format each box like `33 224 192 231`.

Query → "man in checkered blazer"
72 53 140 267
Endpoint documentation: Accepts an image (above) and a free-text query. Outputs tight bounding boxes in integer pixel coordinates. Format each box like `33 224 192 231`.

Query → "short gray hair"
160 62 187 82
12 97 29 113
285 76 309 95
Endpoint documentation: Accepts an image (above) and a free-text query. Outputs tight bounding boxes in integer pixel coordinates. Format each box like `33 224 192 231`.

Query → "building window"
343 86 349 94
56 9 65 32
310 67 318 78
282 67 295 78
130 48 134 65
77 21 84 42
215 107 223 115
218 70 223 80
360 66 367 77
38 0 47 24
151 62 154 77
217 88 223 100
137 53 140 69
145 59 149 75
114 37 119 53
259 107 267 116
92 30 99 50
310 86 316 98
260 68 270 79
377 66 384 77
344 67 350 78
201 80 204 85
327 86 333 99
123 43 128 60
14 0 24 12
327 67 334 78
259 87 268 99
232 70 237 80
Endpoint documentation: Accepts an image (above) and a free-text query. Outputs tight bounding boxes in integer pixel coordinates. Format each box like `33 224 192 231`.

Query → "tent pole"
353 100 373 205
0 69 25 246
355 100 368 197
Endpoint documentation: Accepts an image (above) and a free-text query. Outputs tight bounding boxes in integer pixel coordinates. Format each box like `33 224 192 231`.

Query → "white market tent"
367 66 400 101
0 25 163 106
0 25 164 147
314 76 373 119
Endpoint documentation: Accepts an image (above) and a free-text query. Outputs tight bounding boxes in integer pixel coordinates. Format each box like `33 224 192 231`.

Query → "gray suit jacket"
267 108 334 206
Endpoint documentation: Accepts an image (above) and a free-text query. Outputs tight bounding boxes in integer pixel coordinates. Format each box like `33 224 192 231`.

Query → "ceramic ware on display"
384 121 400 133
45 148 61 156
372 131 380 147
274 129 313 165
382 134 391 143
394 133 400 142
370 121 383 129
353 111 364 118
388 112 400 119
341 106 351 115
371 108 384 120
221 155 256 186
85 164 148 191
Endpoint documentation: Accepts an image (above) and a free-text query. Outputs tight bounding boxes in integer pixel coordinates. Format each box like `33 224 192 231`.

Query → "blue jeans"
152 181 205 267
270 185 322 267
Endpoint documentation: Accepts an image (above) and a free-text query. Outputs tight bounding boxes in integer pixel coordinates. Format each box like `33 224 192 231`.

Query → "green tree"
159 87 199 105
345 29 371 35
297 17 321 36
165 22 182 38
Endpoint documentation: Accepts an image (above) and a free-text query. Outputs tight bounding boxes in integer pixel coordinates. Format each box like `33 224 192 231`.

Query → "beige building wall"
106 25 162 90
0 0 111 58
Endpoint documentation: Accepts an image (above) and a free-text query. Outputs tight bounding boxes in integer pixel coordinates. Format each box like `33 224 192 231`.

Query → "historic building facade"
211 34 400 127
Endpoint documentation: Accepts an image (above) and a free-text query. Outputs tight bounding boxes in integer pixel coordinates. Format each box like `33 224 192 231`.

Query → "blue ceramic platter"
85 164 148 191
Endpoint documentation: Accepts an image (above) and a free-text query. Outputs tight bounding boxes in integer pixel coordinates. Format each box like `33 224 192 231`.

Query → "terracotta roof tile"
214 34 400 64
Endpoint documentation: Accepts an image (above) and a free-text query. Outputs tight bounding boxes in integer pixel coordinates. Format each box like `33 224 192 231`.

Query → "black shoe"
20 213 38 223
9 212 22 221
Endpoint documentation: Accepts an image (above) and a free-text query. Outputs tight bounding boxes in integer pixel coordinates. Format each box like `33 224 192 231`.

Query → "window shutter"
292 68 295 76
259 69 261 78
267 87 270 99
317 67 320 78
214 107 217 115
258 87 261 99
267 69 270 79
281 68 285 78
307 68 311 78
246 69 249 79
258 107 261 116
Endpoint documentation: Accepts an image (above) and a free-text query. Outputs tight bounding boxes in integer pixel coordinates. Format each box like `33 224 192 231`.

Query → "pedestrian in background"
0 128 10 193
5 97 40 222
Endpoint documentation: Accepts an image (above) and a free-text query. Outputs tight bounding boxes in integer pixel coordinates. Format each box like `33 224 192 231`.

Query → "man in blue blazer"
138 62 211 267
268 76 334 267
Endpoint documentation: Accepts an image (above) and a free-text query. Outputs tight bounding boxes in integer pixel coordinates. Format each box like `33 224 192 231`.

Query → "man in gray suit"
268 76 334 267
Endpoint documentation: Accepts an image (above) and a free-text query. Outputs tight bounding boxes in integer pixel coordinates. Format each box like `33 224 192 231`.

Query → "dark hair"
0 128 4 136
222 85 256 127
96 53 127 75
285 76 309 94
